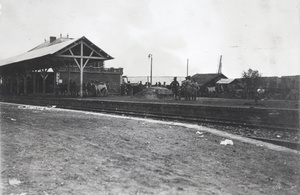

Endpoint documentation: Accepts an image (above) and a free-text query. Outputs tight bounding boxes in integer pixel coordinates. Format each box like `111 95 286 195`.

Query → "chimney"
50 36 56 43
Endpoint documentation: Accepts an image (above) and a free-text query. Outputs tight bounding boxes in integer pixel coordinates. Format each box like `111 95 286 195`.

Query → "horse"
56 83 68 96
87 82 95 96
91 82 108 97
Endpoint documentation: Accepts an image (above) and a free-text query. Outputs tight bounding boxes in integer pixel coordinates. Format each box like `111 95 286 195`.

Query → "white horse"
92 82 108 96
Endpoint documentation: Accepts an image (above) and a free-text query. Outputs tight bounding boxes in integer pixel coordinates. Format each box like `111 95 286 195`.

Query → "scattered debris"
18 105 51 111
9 178 21 186
196 131 205 137
220 139 234 145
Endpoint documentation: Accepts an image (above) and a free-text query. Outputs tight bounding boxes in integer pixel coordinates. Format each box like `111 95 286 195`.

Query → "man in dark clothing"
170 77 180 100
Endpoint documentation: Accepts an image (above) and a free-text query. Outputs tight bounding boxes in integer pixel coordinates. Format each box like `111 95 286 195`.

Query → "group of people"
170 76 200 100
56 80 109 97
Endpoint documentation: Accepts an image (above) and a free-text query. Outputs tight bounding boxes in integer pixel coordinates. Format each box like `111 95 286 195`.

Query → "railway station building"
0 35 123 97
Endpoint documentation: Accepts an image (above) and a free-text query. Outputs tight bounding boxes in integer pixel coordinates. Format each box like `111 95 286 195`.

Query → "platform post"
67 63 70 95
79 41 84 98
33 72 36 94
16 75 20 95
10 76 13 94
40 69 49 95
52 67 58 95
23 75 27 94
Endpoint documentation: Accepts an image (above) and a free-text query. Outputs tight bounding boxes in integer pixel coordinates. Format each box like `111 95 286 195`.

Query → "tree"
242 69 262 99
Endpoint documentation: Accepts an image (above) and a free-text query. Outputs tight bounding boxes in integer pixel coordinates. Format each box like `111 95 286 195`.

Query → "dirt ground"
1 102 300 195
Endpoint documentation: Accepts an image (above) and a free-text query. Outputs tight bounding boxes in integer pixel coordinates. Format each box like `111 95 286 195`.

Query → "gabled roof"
28 37 72 52
216 78 239 84
191 73 227 86
0 36 113 67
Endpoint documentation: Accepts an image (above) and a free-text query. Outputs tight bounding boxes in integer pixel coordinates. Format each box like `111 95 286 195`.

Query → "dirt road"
1 102 300 194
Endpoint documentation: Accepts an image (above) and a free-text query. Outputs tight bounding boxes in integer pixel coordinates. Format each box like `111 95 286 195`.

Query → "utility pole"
187 58 189 77
217 55 222 74
148 54 153 86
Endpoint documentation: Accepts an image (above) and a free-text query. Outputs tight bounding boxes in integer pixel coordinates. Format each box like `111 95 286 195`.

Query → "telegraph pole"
148 54 153 86
187 58 189 77
217 55 222 74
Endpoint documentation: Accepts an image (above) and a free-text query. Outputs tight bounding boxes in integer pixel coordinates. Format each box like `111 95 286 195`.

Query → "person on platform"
170 77 180 100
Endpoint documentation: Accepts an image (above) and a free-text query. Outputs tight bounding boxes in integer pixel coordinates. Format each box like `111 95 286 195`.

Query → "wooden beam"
67 49 81 69
55 55 106 60
83 51 94 69
82 42 104 58
56 41 81 55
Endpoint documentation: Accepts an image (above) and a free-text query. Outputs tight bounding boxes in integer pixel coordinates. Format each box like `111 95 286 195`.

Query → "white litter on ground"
220 139 234 145
10 118 16 121
18 105 51 111
196 131 203 135
8 178 21 186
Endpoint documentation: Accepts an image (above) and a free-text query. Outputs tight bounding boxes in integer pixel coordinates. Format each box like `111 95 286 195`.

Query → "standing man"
170 77 180 100
106 81 110 95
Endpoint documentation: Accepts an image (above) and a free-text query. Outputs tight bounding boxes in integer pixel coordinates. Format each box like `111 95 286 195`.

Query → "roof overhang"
0 36 114 75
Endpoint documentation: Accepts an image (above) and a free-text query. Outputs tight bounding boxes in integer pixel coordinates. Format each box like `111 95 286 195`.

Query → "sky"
0 0 299 78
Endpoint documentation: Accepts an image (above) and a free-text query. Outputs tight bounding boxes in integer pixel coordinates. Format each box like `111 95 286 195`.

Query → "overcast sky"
0 0 299 78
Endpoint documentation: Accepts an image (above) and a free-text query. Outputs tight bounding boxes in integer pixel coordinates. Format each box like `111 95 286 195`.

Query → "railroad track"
53 104 300 152
1 96 300 151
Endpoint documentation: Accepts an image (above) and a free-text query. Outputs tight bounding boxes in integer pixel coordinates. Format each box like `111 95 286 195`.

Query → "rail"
1 95 299 151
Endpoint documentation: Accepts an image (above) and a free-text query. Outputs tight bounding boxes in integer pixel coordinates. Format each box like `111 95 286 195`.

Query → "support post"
10 77 13 94
40 69 49 95
53 67 58 95
42 74 46 95
67 63 71 95
80 42 83 97
32 72 36 94
3 77 7 94
23 75 27 94
16 75 20 95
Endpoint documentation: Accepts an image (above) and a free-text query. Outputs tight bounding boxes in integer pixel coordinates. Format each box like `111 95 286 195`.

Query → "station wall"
59 72 122 94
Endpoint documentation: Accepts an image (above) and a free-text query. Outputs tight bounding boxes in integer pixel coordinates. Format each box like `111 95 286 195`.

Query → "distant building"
281 75 300 90
191 73 227 97
259 76 281 90
280 75 299 100
216 79 241 92
192 73 227 87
